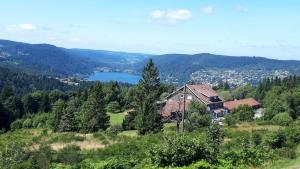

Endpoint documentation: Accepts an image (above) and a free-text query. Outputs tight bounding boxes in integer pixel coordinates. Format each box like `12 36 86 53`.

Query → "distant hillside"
0 39 299 86
0 66 73 96
69 48 149 65
0 40 99 77
146 53 300 84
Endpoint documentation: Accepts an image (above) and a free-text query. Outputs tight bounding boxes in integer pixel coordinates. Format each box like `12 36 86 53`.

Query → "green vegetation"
2 59 300 168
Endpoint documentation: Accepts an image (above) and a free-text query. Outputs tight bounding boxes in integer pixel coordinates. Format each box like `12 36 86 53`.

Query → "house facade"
160 84 226 120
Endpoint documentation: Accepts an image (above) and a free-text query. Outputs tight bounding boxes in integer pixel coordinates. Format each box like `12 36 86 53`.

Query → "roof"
187 84 218 98
165 84 222 105
161 100 190 117
224 98 260 111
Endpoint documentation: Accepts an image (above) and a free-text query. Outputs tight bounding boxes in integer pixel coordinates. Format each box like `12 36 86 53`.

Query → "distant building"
159 84 226 120
223 98 261 112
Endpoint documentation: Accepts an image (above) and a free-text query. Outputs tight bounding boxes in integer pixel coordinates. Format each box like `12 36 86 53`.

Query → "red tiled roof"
187 84 218 98
161 100 190 117
224 98 260 111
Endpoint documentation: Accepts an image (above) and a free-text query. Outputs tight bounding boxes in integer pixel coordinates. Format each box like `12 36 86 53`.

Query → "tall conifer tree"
80 81 109 132
136 59 163 135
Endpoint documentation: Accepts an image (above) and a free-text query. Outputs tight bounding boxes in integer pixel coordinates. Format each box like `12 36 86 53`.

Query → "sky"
0 0 300 60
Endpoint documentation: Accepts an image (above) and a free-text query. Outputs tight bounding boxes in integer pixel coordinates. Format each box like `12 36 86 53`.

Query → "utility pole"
182 84 186 132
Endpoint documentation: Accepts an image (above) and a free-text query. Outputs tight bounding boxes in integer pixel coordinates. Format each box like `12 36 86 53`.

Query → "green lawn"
119 130 138 137
109 112 125 126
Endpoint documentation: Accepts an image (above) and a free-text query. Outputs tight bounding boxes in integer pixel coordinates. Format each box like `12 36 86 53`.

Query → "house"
159 84 226 120
223 98 261 112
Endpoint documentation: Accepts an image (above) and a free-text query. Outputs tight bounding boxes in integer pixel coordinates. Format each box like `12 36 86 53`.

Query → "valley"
0 39 299 86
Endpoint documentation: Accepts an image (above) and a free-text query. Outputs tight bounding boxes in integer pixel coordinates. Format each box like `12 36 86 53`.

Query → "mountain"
0 40 99 77
69 48 149 65
146 53 300 85
1 39 300 86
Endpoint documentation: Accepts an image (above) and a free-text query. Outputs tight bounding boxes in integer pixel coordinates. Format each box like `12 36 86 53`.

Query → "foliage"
149 135 210 167
80 82 110 132
207 124 224 162
232 105 254 121
224 114 237 126
103 158 135 169
54 145 82 164
272 112 293 126
232 84 255 100
122 111 137 130
185 101 211 132
136 59 163 135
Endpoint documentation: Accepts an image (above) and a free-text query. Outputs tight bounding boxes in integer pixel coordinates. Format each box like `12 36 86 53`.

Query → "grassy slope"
109 112 125 126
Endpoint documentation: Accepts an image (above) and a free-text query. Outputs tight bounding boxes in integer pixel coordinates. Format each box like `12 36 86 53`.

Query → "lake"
88 72 140 84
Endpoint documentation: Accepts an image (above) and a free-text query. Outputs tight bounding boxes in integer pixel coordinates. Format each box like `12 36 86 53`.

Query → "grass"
109 112 125 126
262 147 300 169
226 122 281 132
119 130 138 137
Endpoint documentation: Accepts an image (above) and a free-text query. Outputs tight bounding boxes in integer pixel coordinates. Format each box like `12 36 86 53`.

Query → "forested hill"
0 66 84 96
0 40 99 77
145 53 300 84
1 39 300 85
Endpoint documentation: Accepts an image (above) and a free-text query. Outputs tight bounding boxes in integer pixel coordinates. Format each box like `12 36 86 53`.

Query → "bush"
149 135 210 167
265 130 288 149
107 125 123 135
224 114 237 126
22 119 32 128
103 158 135 169
10 119 25 130
107 101 121 113
122 111 137 130
278 147 296 159
233 105 254 121
272 112 293 126
32 113 49 128
55 145 82 164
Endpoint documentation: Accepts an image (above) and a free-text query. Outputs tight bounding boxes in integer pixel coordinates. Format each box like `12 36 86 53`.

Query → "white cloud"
150 10 165 19
5 23 37 31
203 6 213 14
236 5 249 13
150 9 192 24
19 24 36 30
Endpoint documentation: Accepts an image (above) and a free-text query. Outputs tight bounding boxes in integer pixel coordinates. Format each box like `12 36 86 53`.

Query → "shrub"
149 135 210 167
278 147 296 159
32 113 49 128
272 112 293 126
224 114 237 126
107 101 121 113
265 130 288 149
22 119 32 128
55 145 82 164
233 105 254 121
252 131 263 146
122 111 137 130
10 119 25 130
103 158 135 169
107 125 123 135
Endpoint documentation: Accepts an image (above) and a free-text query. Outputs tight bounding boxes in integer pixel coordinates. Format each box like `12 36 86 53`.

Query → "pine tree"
59 108 78 132
136 59 163 135
80 81 109 132
50 99 66 131
0 85 13 101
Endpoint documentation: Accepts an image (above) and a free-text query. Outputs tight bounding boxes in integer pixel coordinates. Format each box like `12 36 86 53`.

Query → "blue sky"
0 0 300 60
